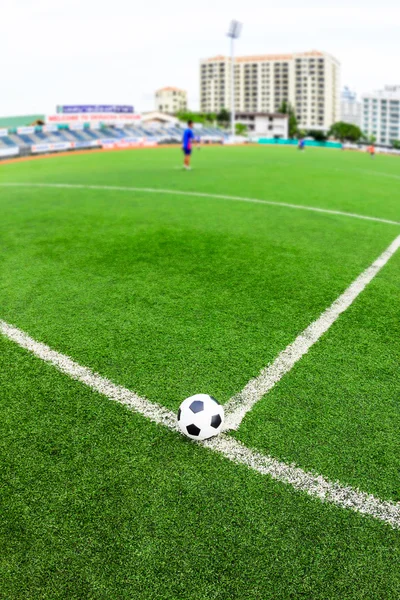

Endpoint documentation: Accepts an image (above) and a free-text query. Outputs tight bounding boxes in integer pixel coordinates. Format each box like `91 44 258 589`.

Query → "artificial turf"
0 145 399 598
236 248 400 503
1 335 400 600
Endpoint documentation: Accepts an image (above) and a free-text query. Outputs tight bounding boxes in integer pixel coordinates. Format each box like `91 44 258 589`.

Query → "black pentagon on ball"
211 414 222 429
189 400 204 414
177 408 181 421
186 424 201 437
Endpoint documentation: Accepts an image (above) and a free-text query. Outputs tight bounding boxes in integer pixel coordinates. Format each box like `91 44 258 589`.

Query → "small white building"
155 87 187 114
235 112 289 138
362 85 400 145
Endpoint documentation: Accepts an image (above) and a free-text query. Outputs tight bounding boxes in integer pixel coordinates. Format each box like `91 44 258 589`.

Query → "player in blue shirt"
182 120 197 170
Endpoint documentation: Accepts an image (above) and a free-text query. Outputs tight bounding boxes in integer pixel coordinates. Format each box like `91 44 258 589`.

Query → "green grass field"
1 146 399 599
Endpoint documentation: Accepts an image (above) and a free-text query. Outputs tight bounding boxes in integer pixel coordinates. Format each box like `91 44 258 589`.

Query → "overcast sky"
1 0 399 116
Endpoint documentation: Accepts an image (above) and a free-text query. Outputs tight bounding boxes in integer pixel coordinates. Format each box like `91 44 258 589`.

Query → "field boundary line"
0 321 177 430
1 182 400 227
354 169 400 182
1 319 400 529
225 235 400 429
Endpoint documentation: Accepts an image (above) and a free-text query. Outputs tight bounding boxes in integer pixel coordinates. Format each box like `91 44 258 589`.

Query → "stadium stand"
0 121 228 160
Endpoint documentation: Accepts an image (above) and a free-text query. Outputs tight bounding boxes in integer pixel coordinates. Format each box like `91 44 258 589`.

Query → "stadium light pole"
227 20 242 138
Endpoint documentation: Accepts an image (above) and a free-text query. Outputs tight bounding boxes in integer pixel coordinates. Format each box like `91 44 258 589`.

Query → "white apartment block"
362 86 400 145
200 51 340 132
155 87 187 114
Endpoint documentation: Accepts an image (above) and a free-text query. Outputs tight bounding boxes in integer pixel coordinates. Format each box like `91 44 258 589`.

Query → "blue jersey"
182 128 195 150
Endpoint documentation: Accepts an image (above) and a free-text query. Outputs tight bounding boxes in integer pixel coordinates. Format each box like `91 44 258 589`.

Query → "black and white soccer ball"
177 394 224 441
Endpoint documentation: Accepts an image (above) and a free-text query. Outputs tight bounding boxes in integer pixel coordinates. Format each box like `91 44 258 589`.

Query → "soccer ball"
177 394 224 441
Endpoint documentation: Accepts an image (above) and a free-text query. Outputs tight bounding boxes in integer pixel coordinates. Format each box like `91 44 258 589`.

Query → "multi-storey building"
155 87 187 114
340 87 362 128
362 86 400 145
200 50 340 131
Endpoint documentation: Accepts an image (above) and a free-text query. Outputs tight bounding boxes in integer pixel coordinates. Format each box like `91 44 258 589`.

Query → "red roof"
156 86 186 93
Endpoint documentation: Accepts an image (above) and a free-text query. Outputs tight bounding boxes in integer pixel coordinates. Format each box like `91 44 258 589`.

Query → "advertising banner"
0 147 19 157
52 142 72 151
73 140 100 149
0 128 8 137
98 138 117 146
100 138 139 150
17 126 35 135
47 113 141 125
31 142 72 154
31 143 51 153
42 124 58 133
58 105 134 114
100 141 119 150
69 122 85 130
99 137 157 150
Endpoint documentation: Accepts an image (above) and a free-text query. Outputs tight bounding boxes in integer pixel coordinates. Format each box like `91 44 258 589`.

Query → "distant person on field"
298 138 305 151
368 144 375 158
182 120 198 170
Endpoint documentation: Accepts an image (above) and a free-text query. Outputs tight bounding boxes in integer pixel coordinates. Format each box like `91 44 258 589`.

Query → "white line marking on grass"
355 169 400 182
204 436 400 530
225 235 400 430
1 182 399 227
0 321 177 431
1 318 400 529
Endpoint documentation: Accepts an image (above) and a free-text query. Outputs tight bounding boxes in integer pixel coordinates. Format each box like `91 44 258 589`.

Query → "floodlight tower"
227 20 242 138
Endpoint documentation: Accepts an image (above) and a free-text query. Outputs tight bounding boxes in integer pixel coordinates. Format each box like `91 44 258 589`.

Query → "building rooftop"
156 87 186 93
363 86 400 100
203 50 325 63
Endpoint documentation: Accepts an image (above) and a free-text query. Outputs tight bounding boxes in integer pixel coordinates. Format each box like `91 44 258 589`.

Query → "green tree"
307 130 328 142
328 122 363 142
176 111 206 124
217 108 231 127
175 111 217 125
392 140 400 150
278 101 298 138
206 113 217 124
235 123 248 136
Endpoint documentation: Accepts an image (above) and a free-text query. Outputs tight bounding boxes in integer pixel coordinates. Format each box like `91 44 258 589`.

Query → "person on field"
182 120 198 170
368 144 375 158
298 137 305 151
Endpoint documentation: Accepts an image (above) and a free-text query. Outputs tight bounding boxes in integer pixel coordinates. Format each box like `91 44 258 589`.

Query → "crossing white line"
1 182 400 527
224 235 400 430
1 318 400 529
1 182 399 227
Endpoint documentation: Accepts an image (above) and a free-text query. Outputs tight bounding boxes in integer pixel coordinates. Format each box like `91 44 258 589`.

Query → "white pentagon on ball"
177 394 224 441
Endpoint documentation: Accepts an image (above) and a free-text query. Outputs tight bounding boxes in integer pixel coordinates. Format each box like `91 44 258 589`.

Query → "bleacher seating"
83 129 99 140
15 133 36 145
0 136 18 147
99 127 119 139
0 121 227 159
